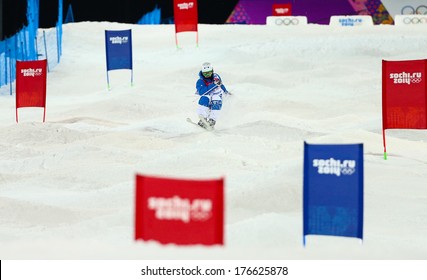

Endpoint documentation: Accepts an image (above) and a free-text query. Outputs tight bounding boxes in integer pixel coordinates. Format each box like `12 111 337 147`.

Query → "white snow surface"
1 22 427 260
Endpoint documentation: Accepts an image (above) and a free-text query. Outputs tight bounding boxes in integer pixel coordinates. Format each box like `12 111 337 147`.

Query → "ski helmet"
201 62 213 78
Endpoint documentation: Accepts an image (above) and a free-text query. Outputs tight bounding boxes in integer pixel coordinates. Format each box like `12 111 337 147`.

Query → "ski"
186 117 213 131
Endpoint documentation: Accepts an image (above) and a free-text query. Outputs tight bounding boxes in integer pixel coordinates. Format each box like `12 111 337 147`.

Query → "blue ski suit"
195 71 229 121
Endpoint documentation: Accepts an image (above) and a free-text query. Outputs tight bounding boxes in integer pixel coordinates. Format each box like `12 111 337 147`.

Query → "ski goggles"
202 70 213 78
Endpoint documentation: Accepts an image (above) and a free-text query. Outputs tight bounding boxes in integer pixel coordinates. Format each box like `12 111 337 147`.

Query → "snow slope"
0 22 427 260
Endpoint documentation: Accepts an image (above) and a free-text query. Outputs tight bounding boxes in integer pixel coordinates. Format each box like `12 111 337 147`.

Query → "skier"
195 62 230 129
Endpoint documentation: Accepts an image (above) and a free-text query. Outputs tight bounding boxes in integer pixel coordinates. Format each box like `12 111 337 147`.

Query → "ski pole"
199 84 219 96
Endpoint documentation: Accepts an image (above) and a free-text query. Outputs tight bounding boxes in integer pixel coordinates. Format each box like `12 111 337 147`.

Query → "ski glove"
214 77 222 86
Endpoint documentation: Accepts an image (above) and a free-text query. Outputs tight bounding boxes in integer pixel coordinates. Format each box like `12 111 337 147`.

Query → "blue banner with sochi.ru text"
303 142 364 244
105 29 133 71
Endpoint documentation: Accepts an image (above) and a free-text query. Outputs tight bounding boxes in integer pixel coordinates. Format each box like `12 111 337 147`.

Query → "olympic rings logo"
340 167 355 176
402 16 427 24
190 210 212 221
275 18 299 26
401 5 427 15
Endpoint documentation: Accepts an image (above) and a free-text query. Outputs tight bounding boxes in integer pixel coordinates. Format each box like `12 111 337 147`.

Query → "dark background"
2 0 28 40
1 0 239 40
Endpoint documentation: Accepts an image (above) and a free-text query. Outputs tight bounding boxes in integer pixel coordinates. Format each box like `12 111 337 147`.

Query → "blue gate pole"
35 36 38 58
56 26 60 63
43 30 50 72
131 69 134 87
106 70 110 91
8 49 12 96
21 41 25 61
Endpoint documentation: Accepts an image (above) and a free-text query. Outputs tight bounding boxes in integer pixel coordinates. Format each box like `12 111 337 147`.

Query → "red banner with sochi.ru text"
382 59 427 157
272 4 292 16
135 174 224 245
382 59 427 130
173 0 198 33
16 59 48 122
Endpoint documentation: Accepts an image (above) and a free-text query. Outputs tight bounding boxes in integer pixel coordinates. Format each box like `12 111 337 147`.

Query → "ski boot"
197 117 208 129
207 119 216 129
